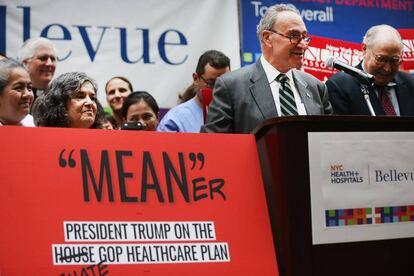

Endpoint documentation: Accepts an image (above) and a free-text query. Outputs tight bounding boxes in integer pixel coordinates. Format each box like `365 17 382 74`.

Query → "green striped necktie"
277 73 298 116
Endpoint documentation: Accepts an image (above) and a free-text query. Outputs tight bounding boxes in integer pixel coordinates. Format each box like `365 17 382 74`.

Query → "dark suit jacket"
202 60 333 134
326 63 414 116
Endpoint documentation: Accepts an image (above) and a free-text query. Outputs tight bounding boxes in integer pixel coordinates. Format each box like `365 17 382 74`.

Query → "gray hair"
0 59 27 95
17 37 57 62
257 4 300 46
363 24 403 51
33 72 99 127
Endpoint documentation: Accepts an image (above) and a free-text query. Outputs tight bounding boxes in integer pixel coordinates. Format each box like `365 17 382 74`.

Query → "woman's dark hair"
33 72 101 128
178 83 196 104
121 91 159 119
92 101 109 129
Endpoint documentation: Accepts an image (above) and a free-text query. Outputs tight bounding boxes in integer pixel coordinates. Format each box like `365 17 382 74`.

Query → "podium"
254 115 414 276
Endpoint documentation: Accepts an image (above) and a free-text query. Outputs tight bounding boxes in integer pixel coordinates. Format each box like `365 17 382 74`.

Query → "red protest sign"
399 28 414 71
304 35 363 82
0 127 278 275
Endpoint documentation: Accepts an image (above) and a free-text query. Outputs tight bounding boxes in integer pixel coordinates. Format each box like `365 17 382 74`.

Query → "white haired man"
326 25 414 116
203 4 332 134
18 37 57 100
17 37 57 126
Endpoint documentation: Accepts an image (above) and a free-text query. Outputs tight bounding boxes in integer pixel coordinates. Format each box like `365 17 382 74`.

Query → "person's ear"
362 43 367 53
262 31 272 47
192 72 198 82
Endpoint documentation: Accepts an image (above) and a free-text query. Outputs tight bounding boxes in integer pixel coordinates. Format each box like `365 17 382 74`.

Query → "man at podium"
202 4 332 134
326 25 414 116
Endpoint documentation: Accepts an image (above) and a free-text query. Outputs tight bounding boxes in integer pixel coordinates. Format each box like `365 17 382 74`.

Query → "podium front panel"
255 116 414 276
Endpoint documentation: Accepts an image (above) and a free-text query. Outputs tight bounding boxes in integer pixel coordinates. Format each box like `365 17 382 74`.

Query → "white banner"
2 0 240 108
308 132 414 244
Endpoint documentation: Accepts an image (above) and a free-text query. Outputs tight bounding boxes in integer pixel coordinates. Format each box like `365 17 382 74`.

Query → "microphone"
325 56 375 86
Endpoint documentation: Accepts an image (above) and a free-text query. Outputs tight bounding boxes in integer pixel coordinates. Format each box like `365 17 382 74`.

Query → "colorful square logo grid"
325 205 414 227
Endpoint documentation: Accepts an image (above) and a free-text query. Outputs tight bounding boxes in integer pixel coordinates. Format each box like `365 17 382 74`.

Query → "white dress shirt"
260 55 307 115
362 61 400 115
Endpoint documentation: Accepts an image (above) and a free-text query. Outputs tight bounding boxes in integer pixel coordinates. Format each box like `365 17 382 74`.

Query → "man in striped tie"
326 25 414 116
277 73 298 116
203 4 333 134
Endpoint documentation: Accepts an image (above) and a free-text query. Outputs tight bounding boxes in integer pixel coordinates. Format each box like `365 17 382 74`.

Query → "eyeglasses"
268 29 312 44
199 75 215 88
373 54 402 67
29 54 57 63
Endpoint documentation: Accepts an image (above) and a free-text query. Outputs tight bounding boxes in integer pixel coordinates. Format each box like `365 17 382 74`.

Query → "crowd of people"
1 3 413 133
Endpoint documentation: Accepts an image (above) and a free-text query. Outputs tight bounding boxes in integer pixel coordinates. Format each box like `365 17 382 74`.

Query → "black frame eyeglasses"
373 54 402 67
268 29 312 45
198 75 215 88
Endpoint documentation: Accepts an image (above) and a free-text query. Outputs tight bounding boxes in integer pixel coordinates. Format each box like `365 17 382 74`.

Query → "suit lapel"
394 74 413 115
249 61 278 118
292 71 319 115
367 86 385 115
357 62 414 115
356 62 385 115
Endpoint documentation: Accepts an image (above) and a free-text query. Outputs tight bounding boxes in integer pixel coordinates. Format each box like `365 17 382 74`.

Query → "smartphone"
121 121 145 131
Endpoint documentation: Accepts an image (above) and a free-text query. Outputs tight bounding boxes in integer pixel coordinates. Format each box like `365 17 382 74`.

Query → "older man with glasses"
15 37 57 127
202 3 333 134
18 37 57 100
326 24 414 116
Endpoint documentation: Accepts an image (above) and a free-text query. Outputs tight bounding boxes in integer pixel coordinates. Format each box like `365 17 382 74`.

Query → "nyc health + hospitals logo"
329 164 363 184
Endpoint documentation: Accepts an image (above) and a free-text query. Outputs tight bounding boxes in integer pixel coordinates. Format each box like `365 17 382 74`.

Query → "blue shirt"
157 98 203 132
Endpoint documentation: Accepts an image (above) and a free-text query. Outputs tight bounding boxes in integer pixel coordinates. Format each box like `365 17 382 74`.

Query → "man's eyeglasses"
29 55 57 63
199 75 215 88
373 54 402 67
268 29 312 45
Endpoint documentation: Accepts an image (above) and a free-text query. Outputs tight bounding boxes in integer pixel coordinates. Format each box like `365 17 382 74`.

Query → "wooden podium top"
254 115 414 137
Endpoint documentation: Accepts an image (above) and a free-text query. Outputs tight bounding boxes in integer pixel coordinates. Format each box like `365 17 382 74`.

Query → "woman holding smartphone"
121 91 160 131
